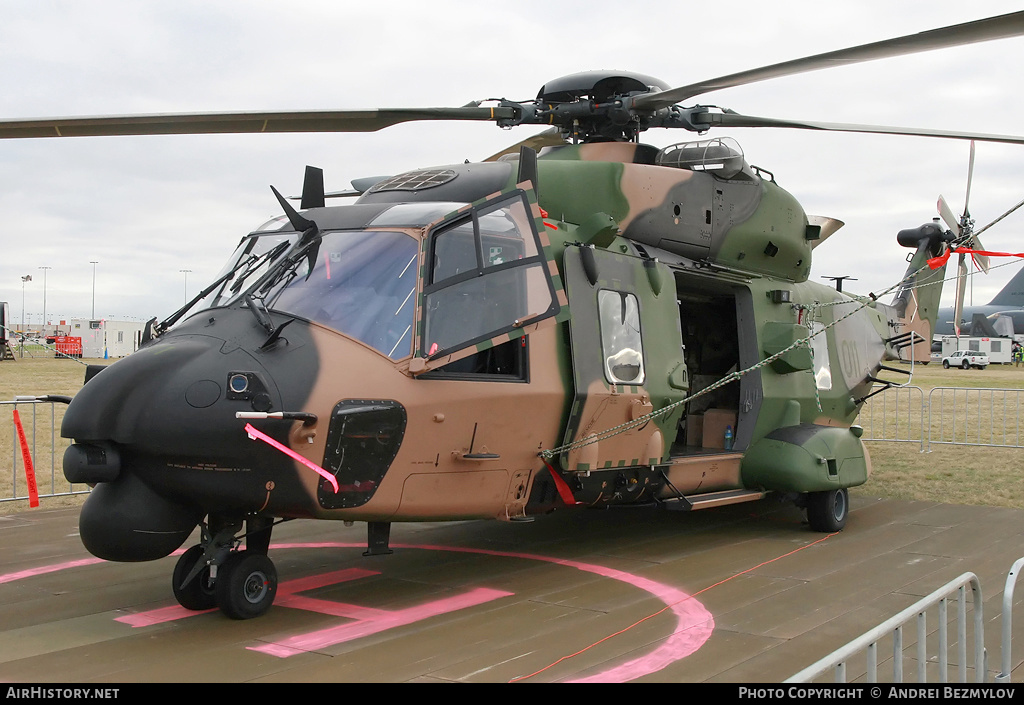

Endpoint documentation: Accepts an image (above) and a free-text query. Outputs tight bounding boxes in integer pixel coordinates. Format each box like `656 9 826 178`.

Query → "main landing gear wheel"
806 487 849 532
215 550 278 620
172 544 217 611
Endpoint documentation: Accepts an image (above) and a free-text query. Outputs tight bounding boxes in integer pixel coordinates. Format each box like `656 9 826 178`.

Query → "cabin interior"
671 279 742 456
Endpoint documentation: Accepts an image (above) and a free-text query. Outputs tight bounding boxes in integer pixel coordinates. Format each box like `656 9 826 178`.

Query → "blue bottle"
724 425 734 450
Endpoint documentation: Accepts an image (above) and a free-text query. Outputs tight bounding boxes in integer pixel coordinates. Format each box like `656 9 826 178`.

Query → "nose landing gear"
215 550 278 620
172 515 279 620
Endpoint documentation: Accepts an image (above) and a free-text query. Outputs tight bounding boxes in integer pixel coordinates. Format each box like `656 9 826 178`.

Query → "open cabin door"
559 245 687 472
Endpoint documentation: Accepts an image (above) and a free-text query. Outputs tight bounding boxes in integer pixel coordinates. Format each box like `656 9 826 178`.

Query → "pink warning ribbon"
244 422 339 493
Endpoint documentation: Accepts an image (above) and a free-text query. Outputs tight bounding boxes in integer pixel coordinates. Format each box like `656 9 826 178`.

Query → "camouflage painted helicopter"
4 12 1024 620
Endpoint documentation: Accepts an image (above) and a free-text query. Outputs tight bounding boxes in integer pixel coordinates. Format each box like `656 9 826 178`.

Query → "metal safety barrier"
2 397 88 503
860 386 1024 452
997 558 1024 684
859 385 927 452
786 573 987 683
928 387 1024 449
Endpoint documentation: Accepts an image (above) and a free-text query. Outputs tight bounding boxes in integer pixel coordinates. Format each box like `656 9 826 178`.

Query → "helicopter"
3 11 1023 620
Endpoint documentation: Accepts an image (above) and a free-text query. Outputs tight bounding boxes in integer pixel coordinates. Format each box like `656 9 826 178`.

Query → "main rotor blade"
0 107 516 140
694 111 1024 145
633 12 1024 111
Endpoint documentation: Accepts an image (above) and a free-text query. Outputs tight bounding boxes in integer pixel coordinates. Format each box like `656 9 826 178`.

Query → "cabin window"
808 321 832 391
422 193 555 359
598 290 645 385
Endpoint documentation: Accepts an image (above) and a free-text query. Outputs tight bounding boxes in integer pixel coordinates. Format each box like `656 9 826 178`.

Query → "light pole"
180 269 192 304
90 261 98 319
20 274 31 357
38 266 51 332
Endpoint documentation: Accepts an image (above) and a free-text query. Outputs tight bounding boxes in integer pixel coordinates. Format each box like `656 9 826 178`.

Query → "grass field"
1 354 1023 514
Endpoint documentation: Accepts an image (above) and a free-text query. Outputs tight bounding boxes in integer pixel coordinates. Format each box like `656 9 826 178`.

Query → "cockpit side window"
420 192 557 362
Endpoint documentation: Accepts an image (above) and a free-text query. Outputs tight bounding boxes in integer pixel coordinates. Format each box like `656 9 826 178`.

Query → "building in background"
66 319 146 358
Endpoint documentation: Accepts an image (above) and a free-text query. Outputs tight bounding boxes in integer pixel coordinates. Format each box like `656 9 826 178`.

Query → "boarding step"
660 488 766 512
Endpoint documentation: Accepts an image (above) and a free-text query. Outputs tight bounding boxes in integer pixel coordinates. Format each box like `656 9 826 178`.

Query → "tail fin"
987 264 1024 307
890 221 951 362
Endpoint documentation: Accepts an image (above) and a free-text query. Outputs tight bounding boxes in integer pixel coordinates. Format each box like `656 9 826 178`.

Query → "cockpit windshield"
196 230 298 312
264 230 419 359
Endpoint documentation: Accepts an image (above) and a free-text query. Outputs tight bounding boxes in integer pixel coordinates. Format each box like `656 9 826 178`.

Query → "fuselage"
62 140 905 562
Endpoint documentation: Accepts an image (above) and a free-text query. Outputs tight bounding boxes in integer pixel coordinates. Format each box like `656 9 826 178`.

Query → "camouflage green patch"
630 458 638 466
616 460 626 468
603 461 613 469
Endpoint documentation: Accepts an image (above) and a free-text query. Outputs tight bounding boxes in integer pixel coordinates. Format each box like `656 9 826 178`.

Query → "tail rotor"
937 141 988 336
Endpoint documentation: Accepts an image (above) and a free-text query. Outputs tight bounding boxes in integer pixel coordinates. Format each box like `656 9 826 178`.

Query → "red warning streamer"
12 410 40 508
928 246 1024 270
541 457 582 506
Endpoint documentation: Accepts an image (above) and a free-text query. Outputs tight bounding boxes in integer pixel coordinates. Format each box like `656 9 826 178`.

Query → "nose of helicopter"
61 311 321 561
63 334 284 454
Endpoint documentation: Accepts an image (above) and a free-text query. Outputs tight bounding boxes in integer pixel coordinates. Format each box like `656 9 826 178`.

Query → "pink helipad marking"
0 557 104 584
251 587 514 658
261 542 715 681
0 541 715 682
116 567 383 627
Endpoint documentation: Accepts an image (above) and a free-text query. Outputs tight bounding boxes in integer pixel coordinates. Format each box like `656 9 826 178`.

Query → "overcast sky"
2 0 1023 327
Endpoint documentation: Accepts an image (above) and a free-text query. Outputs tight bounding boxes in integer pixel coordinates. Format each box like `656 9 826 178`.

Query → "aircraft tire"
172 544 217 611
215 550 278 620
806 488 848 532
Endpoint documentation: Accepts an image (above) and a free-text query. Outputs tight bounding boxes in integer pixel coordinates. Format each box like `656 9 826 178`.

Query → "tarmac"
0 493 1022 683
